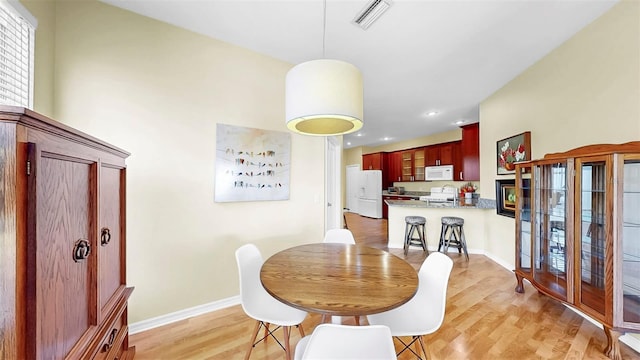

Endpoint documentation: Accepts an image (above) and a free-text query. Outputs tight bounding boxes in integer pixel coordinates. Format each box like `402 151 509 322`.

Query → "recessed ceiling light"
382 137 390 141
426 111 439 117
346 142 351 146
454 120 466 125
356 133 363 137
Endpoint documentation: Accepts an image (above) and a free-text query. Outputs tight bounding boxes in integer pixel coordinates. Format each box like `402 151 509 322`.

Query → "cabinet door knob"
101 227 111 246
72 239 91 262
102 328 118 352
460 171 463 180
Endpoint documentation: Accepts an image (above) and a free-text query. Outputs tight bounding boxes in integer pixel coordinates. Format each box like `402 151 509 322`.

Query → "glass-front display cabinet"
514 142 640 360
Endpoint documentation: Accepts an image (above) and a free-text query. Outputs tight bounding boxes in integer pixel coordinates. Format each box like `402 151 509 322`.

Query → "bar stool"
438 216 469 261
404 216 428 255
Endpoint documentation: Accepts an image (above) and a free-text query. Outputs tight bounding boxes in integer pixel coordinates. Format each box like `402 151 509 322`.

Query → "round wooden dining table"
260 243 419 317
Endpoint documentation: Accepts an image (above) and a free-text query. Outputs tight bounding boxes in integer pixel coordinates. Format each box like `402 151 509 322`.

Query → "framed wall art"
495 179 516 218
214 124 291 202
497 131 531 175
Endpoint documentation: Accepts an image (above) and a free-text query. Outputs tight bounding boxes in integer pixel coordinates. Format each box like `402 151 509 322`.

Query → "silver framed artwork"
214 124 291 202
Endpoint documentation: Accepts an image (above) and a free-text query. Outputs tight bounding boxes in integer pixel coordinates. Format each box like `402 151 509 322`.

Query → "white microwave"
425 165 454 181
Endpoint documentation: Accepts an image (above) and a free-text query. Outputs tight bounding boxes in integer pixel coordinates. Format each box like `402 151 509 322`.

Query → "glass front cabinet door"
514 142 640 360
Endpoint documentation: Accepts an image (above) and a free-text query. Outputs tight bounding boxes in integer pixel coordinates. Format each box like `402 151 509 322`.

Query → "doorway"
325 137 342 231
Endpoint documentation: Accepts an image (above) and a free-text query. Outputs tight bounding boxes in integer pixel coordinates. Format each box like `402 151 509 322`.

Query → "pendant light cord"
322 0 327 58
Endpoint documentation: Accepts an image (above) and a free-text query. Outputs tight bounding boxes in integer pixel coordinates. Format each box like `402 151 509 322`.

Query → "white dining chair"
367 251 454 359
323 228 356 244
294 324 396 360
235 244 308 360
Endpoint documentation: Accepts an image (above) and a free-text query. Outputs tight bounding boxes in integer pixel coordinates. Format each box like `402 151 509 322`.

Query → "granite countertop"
385 198 496 209
382 191 429 198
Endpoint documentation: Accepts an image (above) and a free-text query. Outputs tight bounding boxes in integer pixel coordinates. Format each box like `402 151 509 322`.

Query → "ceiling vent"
352 0 393 30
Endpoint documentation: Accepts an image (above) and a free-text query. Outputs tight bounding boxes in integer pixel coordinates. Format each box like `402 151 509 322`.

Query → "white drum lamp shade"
286 59 363 136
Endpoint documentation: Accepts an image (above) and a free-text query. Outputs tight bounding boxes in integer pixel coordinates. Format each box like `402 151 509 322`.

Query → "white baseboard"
621 333 640 354
129 295 240 335
482 251 514 272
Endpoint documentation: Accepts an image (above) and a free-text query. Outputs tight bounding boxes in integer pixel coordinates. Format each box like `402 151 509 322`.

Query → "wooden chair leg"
417 335 428 359
354 316 360 325
264 322 270 341
297 324 305 337
283 326 292 360
244 321 261 360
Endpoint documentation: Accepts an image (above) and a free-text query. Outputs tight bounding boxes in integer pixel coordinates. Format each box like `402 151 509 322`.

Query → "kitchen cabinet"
426 141 463 181
362 152 384 170
460 123 479 181
401 148 425 181
514 141 640 360
387 151 403 185
0 107 135 360
425 142 455 166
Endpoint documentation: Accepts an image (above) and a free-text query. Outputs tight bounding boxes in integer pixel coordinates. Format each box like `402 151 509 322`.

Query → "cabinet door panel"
576 158 608 318
425 146 439 166
33 150 96 359
413 148 425 181
622 158 640 326
533 162 570 301
516 167 532 275
401 151 412 181
99 165 125 318
387 151 402 184
439 143 454 165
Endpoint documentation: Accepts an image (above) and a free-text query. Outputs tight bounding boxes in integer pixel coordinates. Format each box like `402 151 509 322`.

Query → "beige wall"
28 0 55 115
480 0 640 266
24 0 326 323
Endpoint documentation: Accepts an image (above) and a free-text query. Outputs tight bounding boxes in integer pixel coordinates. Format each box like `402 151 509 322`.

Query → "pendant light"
285 0 364 136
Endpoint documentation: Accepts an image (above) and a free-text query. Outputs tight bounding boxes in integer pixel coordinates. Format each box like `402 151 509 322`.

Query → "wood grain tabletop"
260 243 418 316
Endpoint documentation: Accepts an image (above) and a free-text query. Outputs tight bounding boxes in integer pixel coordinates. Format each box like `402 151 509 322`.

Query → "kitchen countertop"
382 191 429 198
385 198 496 209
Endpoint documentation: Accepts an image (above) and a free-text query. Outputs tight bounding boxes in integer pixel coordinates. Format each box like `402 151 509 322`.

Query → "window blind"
0 0 35 108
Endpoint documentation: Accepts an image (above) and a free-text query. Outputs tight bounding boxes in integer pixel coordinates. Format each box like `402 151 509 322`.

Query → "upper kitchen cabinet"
460 123 480 181
362 152 385 170
401 148 425 181
387 151 403 185
425 142 455 166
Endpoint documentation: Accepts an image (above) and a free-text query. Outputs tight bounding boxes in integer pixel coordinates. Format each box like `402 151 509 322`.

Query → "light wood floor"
130 212 640 359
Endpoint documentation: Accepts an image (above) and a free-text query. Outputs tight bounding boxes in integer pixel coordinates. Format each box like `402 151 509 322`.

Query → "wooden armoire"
0 106 135 359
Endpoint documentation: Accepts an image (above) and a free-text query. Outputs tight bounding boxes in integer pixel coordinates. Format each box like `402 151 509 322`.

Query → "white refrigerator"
357 170 383 219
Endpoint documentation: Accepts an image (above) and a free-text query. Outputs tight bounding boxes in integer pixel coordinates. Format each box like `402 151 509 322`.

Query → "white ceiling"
100 0 617 149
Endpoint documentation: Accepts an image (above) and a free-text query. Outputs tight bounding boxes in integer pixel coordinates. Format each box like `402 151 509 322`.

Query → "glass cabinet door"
413 149 425 181
401 151 412 181
622 157 640 326
575 156 609 318
516 165 532 275
533 161 572 301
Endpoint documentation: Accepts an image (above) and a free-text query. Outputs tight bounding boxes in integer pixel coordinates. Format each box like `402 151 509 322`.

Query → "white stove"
419 187 458 202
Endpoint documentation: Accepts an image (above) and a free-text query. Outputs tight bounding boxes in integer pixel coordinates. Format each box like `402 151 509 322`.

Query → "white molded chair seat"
294 324 396 360
323 228 356 244
236 244 308 360
367 252 454 359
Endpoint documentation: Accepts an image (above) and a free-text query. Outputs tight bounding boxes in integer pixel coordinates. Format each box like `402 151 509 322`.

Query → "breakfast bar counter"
386 198 496 251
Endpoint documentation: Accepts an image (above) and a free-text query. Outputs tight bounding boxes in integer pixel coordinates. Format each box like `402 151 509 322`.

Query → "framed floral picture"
497 131 531 175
